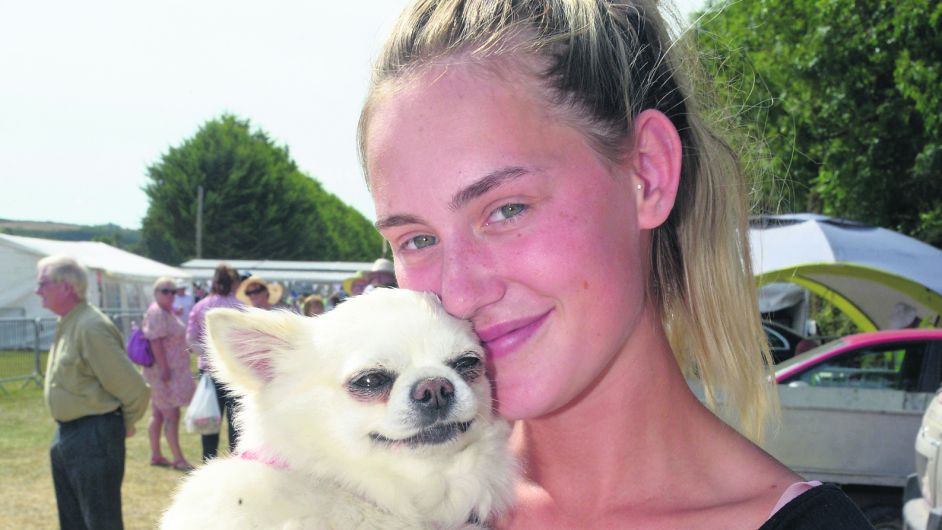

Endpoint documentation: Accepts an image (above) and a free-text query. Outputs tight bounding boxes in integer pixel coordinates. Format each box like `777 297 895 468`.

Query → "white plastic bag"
184 373 221 435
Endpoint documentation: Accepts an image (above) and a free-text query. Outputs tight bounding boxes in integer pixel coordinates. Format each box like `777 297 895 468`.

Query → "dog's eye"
451 354 482 379
351 372 391 390
347 370 395 402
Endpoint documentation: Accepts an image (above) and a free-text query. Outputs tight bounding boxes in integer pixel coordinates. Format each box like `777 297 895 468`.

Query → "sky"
1 0 704 229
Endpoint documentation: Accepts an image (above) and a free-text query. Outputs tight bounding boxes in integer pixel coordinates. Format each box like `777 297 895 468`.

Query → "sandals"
151 456 194 472
171 460 195 472
149 456 171 467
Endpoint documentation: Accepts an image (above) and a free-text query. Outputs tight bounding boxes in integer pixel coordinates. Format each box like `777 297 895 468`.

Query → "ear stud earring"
636 183 644 190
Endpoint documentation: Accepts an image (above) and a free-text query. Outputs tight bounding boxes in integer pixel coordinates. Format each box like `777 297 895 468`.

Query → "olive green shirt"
44 301 150 426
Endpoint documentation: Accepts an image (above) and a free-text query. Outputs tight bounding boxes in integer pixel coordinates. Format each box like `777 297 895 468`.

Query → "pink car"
765 328 942 528
775 329 942 392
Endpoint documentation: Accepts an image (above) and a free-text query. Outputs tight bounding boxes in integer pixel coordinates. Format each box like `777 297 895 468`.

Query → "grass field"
0 366 228 529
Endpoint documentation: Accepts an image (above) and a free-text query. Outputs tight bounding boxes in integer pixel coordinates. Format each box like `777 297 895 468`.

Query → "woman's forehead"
367 68 553 179
367 63 545 139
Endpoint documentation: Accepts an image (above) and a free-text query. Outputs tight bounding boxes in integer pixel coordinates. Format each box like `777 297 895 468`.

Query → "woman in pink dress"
142 276 196 471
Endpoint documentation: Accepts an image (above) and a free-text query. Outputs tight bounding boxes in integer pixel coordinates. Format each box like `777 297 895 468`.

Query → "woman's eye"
487 203 527 224
403 234 437 250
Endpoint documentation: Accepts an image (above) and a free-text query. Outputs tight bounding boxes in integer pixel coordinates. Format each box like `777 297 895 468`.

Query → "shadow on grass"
0 383 229 530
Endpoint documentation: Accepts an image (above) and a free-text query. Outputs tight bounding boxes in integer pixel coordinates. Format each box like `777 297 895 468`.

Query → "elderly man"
363 258 397 294
36 255 150 530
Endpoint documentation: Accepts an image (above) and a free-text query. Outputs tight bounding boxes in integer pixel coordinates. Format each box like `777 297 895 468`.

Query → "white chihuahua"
161 289 515 529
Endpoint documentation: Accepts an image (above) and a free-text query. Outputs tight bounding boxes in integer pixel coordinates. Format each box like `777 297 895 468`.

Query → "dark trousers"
200 372 238 461
50 410 125 530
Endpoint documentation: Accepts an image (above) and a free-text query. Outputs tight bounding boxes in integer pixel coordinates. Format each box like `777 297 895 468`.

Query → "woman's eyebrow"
449 166 530 211
374 166 532 231
375 213 425 231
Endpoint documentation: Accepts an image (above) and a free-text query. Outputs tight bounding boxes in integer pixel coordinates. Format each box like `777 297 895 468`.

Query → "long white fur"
160 289 515 529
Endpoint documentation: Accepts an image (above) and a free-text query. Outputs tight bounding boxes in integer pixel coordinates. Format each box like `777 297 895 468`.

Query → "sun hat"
371 258 394 273
367 258 397 291
175 278 189 289
236 276 284 305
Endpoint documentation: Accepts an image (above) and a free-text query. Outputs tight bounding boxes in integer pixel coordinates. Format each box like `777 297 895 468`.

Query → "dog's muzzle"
368 376 475 447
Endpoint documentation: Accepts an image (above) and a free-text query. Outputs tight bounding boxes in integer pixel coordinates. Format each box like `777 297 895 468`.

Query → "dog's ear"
203 308 305 396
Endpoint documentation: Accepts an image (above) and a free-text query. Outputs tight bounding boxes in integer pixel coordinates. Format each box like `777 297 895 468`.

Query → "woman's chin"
493 384 556 422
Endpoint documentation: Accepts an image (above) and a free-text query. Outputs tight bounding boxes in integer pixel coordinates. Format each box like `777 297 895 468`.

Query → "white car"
903 388 942 530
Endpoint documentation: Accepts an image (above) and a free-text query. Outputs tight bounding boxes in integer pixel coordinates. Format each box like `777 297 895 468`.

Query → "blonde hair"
153 276 177 292
301 294 325 317
358 0 775 439
37 255 88 301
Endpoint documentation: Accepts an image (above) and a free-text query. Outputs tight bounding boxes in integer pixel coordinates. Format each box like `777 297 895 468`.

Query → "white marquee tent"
0 233 190 320
178 258 373 289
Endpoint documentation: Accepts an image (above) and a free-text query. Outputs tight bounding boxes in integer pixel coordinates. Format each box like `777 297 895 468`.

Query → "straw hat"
341 272 368 296
236 276 284 305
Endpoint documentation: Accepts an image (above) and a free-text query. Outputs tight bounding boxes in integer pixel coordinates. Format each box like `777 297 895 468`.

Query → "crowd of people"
170 258 397 319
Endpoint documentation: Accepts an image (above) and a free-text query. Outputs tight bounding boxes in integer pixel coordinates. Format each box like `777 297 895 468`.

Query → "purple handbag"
126 324 154 367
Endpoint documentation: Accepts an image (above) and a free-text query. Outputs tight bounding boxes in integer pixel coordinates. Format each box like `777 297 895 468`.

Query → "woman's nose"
438 235 503 320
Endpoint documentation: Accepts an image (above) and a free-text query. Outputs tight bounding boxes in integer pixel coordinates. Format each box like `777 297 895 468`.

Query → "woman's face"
306 301 325 317
155 284 176 312
245 283 270 309
366 66 650 420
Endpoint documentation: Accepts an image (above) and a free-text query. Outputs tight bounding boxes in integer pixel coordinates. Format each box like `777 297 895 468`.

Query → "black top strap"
759 483 875 530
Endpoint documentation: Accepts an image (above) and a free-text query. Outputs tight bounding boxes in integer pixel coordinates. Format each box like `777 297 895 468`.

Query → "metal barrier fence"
0 317 55 393
0 310 145 394
108 311 145 339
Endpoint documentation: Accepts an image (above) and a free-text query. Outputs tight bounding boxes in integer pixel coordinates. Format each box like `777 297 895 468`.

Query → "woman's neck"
510 309 704 515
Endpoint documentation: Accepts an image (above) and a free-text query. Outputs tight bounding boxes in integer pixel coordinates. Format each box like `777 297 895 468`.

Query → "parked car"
763 320 819 363
766 329 942 529
775 329 942 392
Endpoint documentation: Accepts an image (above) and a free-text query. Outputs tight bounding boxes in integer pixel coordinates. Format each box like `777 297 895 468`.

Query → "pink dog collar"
239 448 289 470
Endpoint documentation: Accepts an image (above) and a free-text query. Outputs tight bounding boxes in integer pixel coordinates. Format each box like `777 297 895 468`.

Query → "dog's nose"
411 377 455 418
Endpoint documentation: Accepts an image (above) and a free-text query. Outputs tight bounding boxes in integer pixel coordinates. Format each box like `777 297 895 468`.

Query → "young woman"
358 1 872 528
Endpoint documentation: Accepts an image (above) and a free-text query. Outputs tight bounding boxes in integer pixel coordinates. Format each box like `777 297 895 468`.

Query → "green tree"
141 115 381 264
694 0 942 246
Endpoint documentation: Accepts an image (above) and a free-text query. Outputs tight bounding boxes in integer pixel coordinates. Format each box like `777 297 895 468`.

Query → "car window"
788 341 929 391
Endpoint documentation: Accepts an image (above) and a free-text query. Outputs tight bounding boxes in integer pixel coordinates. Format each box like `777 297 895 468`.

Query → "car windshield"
775 338 847 371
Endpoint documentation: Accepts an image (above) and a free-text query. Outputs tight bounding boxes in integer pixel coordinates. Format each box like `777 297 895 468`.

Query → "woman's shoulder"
198 294 243 310
191 294 214 309
143 302 163 320
670 413 806 528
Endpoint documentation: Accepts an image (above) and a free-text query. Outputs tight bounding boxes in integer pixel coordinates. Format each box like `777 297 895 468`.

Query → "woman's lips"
476 310 552 360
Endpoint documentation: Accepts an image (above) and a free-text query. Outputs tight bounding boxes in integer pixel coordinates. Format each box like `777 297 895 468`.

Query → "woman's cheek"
394 260 438 293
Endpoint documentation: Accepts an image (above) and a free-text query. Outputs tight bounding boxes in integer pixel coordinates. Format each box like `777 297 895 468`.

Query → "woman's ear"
626 109 682 230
